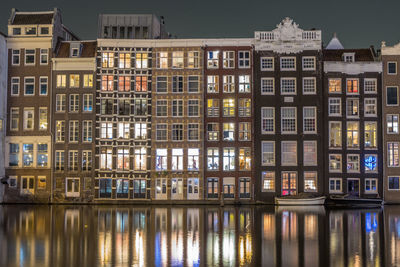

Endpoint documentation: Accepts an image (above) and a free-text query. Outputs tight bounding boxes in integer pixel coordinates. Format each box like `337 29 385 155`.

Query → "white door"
187 178 199 200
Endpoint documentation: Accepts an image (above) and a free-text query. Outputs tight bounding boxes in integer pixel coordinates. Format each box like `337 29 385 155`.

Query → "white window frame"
280 77 296 95
40 49 48 65
329 154 342 173
261 141 275 166
346 154 360 173
238 50 250 69
386 86 399 106
328 98 341 116
11 77 20 96
222 51 234 69
388 176 400 190
387 142 399 167
304 171 317 192
303 141 317 166
302 56 316 71
12 49 20 66
365 178 378 194
261 77 274 95
346 98 359 118
329 178 342 193
346 78 359 95
329 121 342 149
364 98 377 117
364 78 377 94
281 141 297 166
303 106 317 134
388 62 397 75
280 57 296 71
364 154 378 173
261 107 275 134
24 77 35 96
66 177 80 197
260 57 274 71
302 77 316 94
24 49 35 66
281 107 297 134
387 114 399 134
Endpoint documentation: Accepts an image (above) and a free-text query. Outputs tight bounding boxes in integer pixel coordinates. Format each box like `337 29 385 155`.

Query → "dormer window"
343 53 355 62
25 27 36 35
13 28 21 35
71 48 79 57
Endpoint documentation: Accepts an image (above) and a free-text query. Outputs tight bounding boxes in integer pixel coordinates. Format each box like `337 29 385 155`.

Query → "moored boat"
275 196 326 206
329 195 383 208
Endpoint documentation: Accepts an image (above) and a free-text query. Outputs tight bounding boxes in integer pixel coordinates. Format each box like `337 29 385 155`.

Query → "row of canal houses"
0 8 400 204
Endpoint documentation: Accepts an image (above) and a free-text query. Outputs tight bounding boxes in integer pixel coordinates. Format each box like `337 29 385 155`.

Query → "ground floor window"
99 179 112 198
282 172 297 196
134 179 146 198
188 178 199 199
8 176 17 188
223 177 235 199
365 178 377 193
239 177 251 198
116 179 129 198
171 178 183 199
21 176 34 194
37 176 46 190
156 178 167 199
389 176 400 190
66 177 80 197
207 178 219 199
304 172 317 192
262 172 275 192
329 178 342 193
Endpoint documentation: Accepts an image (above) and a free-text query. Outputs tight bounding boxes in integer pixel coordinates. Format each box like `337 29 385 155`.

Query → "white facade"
0 33 7 202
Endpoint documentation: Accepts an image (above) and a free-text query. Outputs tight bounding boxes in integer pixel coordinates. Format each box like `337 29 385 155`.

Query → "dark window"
389 177 400 190
112 27 117 38
387 87 398 105
40 27 49 35
389 62 397 74
13 28 21 35
99 179 112 198
101 99 113 115
133 180 146 198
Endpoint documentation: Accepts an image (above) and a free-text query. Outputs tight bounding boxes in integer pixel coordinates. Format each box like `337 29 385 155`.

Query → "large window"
22 144 33 167
172 51 184 68
303 107 316 133
156 52 168 69
23 108 34 130
239 122 251 141
207 99 219 117
261 78 274 95
329 98 341 116
188 100 199 117
365 154 378 172
188 124 199 141
117 148 130 170
25 49 35 65
389 177 400 190
329 178 342 193
188 51 200 68
172 100 183 117
280 57 296 70
346 99 359 117
262 172 275 191
387 114 399 134
55 150 64 171
346 122 359 149
69 94 79 112
303 141 317 166
239 148 251 171
83 94 93 112
223 148 235 171
238 98 251 117
118 76 130 92
100 147 112 170
238 75 250 92
172 124 183 141
119 53 131 68
281 107 296 134
68 151 78 171
10 108 19 131
24 77 34 95
261 107 274 134
56 121 65 142
220 51 234 68
135 53 148 69
37 144 48 167
223 123 235 141
101 75 113 91
207 123 219 141
66 178 80 197
134 123 147 140
117 122 130 139
156 124 167 141
134 147 146 171
135 76 147 92
262 141 275 166
207 178 219 198
100 122 113 139
388 142 399 167
365 122 377 149
238 51 250 68
188 148 199 171
69 74 79 88
102 52 114 68
11 77 20 95
365 178 377 193
281 78 296 94
328 78 341 93
260 57 274 71
365 98 377 117
188 76 199 92
207 148 219 170
172 149 183 171
39 77 48 95
69 121 79 142
83 121 92 142
302 57 315 70
207 51 219 68
388 62 397 74
82 151 92 171
347 154 360 173
282 141 297 166
364 79 377 93
12 50 20 65
223 99 235 117
207 75 219 93
9 143 19 167
39 107 47 131
329 122 342 148
156 149 167 170
223 75 235 93
387 86 398 106
304 172 317 192
329 154 342 173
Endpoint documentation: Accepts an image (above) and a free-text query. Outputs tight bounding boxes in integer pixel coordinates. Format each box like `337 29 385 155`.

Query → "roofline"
13 11 55 15
62 24 80 40
0 31 7 37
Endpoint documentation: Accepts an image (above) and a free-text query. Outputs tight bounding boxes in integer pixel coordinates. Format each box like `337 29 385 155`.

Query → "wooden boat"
329 195 383 208
275 196 326 206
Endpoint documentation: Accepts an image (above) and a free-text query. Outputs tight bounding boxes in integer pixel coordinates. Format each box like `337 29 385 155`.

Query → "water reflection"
0 205 395 266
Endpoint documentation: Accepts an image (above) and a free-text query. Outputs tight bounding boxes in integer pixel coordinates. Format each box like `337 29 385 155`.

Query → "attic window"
13 28 21 35
71 48 79 57
40 27 49 35
343 53 355 63
25 27 36 35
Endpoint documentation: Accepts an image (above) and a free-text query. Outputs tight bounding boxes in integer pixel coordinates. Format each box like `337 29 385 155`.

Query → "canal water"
0 205 397 267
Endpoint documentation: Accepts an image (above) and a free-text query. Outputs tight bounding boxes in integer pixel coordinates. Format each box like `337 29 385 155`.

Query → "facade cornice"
52 57 96 71
324 61 382 74
6 37 52 49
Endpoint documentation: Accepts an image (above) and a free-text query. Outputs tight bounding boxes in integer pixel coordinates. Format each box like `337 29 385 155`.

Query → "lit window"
207 178 219 198
238 51 250 68
83 121 92 142
223 51 234 68
135 53 148 69
118 76 130 92
207 99 219 117
207 75 219 93
239 147 251 171
22 144 34 167
83 94 93 112
346 122 359 149
25 27 36 35
262 172 275 191
188 51 200 68
56 121 65 142
172 149 183 171
39 107 47 130
346 98 359 117
207 148 219 170
303 107 316 133
347 154 360 173
23 108 34 130
302 77 316 94
387 114 399 134
329 178 342 193
188 148 199 171
280 57 296 70
156 149 168 170
303 141 317 166
346 79 359 94
101 75 113 91
172 51 184 68
134 147 147 171
261 78 274 95
223 75 235 93
365 122 377 149
238 75 250 93
302 57 315 70
365 154 378 172
388 142 399 167
100 148 112 170
135 76 147 92
328 98 341 116
156 52 168 69
260 57 274 71
261 107 274 134
304 172 317 192
102 52 114 68
134 123 147 140
207 51 219 68
262 141 275 166
281 141 297 166
281 78 296 94
364 98 377 117
57 75 66 87
329 154 342 173
207 123 219 141
223 123 235 141
281 107 296 134
69 121 79 142
223 99 235 117
239 122 251 141
119 53 131 68
82 151 92 171
223 148 235 171
328 78 341 93
37 144 48 167
100 122 113 139
238 98 251 117
329 121 342 148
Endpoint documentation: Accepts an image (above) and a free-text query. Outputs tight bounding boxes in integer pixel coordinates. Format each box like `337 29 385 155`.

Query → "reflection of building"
323 36 383 199
3 9 77 202
254 18 323 202
381 42 400 203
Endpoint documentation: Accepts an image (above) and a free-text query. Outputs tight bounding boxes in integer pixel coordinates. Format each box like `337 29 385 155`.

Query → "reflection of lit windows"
347 154 360 173
365 179 377 193
262 172 275 191
156 149 167 171
329 178 342 193
365 155 378 172
389 176 400 190
304 172 317 192
329 154 342 173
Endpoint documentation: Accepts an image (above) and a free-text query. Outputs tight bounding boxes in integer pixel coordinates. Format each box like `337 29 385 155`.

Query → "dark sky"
1 0 399 49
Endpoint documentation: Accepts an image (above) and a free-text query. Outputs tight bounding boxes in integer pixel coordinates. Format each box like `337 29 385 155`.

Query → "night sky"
1 0 399 49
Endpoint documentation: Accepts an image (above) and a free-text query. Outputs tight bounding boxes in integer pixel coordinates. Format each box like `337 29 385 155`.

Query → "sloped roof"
323 49 375 61
326 34 344 50
11 13 54 25
56 41 97 58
